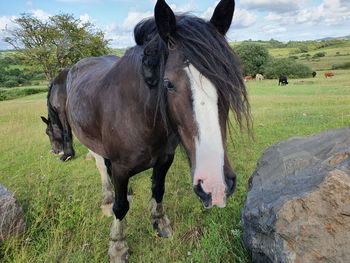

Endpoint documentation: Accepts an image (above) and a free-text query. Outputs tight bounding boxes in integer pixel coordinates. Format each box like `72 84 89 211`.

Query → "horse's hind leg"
108 163 130 263
90 150 114 216
148 154 174 238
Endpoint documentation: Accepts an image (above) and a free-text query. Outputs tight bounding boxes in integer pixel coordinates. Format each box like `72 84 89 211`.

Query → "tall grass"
0 86 47 101
0 72 350 262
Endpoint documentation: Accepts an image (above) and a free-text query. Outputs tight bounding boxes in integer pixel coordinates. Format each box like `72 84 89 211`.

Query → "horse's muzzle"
193 183 227 209
193 171 236 209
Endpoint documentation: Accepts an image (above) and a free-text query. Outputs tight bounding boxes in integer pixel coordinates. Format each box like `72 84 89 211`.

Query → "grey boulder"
242 128 350 263
0 185 26 241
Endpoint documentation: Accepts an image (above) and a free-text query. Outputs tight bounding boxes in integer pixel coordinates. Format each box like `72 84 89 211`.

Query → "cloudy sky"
0 0 350 49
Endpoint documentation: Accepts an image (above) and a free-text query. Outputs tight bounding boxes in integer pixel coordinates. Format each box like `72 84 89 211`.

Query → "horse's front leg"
148 154 174 238
108 162 130 263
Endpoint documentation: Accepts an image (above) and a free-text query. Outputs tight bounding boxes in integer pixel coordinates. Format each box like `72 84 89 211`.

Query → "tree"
4 14 110 80
262 58 312 79
234 43 270 76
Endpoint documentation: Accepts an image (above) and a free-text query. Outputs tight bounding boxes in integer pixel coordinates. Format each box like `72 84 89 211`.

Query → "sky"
0 0 350 49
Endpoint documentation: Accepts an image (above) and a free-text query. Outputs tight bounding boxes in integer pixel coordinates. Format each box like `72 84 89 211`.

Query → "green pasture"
0 85 48 102
1 69 350 262
269 42 350 71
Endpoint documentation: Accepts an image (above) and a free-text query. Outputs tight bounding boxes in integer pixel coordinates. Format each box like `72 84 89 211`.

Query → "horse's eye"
164 79 176 92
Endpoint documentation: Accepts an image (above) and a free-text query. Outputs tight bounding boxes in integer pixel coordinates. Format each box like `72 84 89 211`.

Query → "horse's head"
41 116 63 155
152 0 250 208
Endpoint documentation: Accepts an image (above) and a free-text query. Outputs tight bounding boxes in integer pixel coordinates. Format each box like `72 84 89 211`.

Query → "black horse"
66 0 251 261
279 74 288 86
41 68 75 161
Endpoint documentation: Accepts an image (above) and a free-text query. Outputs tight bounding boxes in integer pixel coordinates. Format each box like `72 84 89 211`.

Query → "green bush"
3 80 19 88
235 43 270 76
300 53 311 58
332 62 350 70
298 46 309 53
312 52 326 58
0 87 47 101
32 73 46 80
289 55 299 60
262 58 313 79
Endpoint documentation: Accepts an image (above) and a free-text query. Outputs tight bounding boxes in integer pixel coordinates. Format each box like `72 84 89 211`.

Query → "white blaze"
185 64 226 207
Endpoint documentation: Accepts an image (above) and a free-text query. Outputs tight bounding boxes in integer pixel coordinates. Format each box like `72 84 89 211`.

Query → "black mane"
46 83 61 128
134 14 251 130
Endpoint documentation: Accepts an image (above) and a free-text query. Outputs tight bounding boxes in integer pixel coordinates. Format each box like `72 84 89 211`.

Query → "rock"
242 128 350 263
0 185 26 241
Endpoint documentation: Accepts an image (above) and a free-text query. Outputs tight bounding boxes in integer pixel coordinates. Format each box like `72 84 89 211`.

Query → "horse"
66 0 251 261
244 75 253 82
324 72 334 78
255 73 264 81
41 68 75 161
279 74 288 86
312 71 317 78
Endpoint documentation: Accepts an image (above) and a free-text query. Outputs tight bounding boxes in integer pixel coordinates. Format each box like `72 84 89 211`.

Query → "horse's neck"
112 54 159 113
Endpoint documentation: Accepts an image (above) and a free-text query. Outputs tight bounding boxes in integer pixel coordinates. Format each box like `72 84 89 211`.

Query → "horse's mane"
133 14 251 131
46 70 68 129
132 19 169 128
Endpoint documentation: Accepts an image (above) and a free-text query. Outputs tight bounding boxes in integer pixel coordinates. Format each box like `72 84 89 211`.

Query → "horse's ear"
210 0 235 35
154 0 177 44
41 116 49 125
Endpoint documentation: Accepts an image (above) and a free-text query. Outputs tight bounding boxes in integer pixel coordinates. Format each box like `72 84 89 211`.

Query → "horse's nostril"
225 175 236 197
193 183 212 208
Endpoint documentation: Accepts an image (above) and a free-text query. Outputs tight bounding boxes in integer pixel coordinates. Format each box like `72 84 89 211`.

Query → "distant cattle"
312 71 317 78
278 75 288 86
244 75 253 82
256 74 264 80
324 72 334 78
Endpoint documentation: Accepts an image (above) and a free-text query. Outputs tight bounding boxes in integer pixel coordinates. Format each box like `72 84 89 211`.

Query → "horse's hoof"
108 240 129 263
60 155 72 162
101 203 113 217
152 215 172 238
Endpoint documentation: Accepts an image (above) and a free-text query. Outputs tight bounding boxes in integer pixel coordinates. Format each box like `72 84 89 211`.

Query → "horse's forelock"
175 16 251 132
132 14 251 133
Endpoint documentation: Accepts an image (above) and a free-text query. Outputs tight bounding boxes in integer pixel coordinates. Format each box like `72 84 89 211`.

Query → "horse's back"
66 55 120 155
67 55 119 92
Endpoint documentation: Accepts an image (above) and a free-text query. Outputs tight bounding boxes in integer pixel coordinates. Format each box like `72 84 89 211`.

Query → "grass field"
269 42 350 71
1 68 349 262
0 85 48 101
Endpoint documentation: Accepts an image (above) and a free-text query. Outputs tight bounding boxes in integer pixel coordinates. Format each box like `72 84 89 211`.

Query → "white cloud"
79 13 91 24
241 0 302 13
264 0 350 27
232 8 257 28
261 25 286 34
30 9 50 21
0 16 18 49
202 2 256 29
121 11 152 31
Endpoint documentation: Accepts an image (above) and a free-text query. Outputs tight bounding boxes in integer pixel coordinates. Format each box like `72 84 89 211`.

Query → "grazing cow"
278 75 288 86
324 72 334 78
255 73 264 81
244 75 253 82
312 71 317 78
